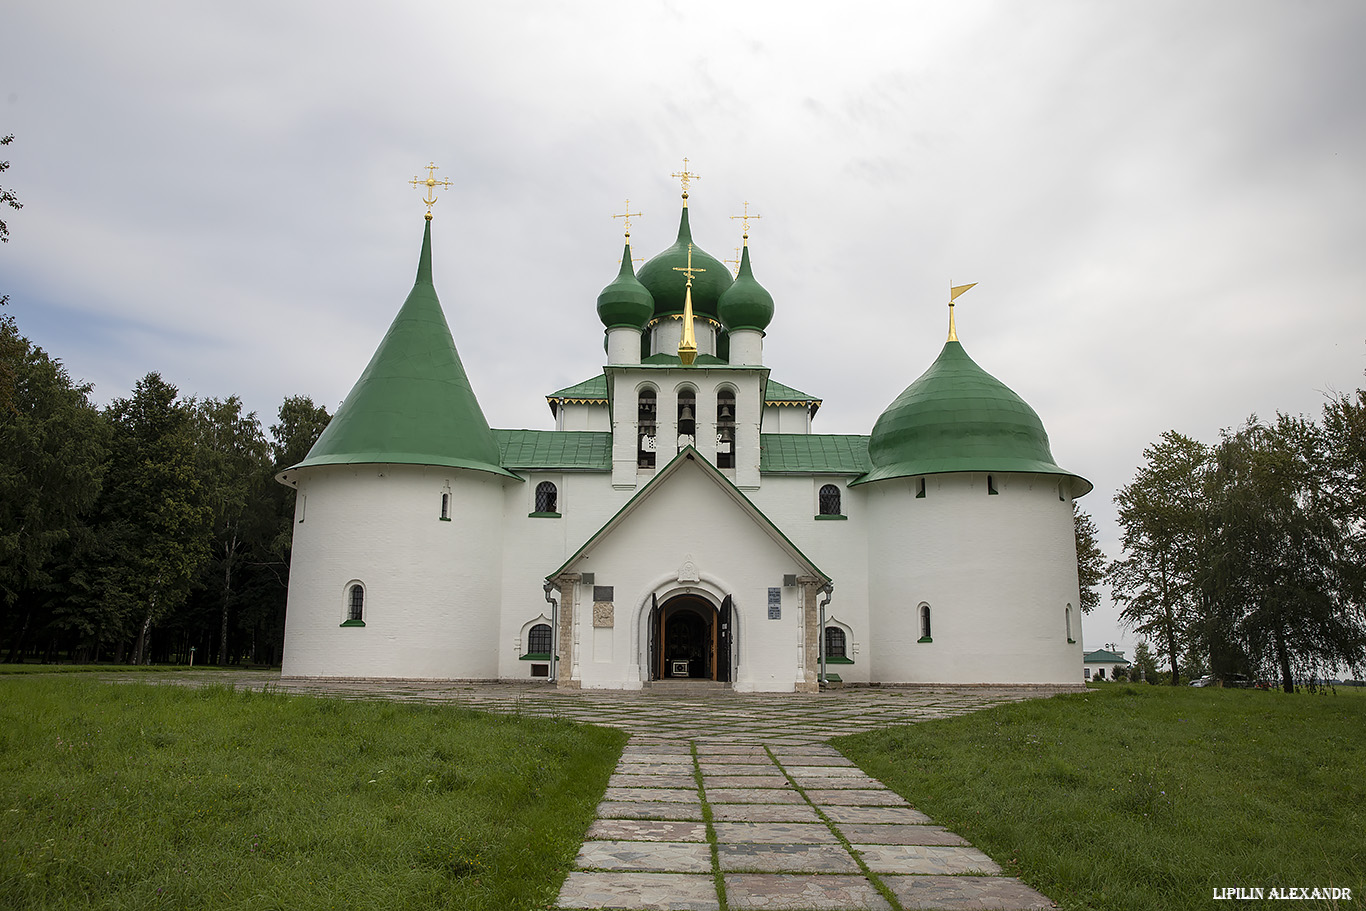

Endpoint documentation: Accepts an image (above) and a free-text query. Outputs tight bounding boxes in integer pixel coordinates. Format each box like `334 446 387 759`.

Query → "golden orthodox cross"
612 199 642 238
672 243 706 287
671 158 699 201
725 247 742 276
730 201 761 243
410 162 452 219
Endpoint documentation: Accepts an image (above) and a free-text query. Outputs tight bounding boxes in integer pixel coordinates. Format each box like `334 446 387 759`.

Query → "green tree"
1 135 24 408
1131 640 1159 683
1073 502 1104 614
1108 431 1212 685
0 319 109 659
194 397 271 665
95 374 212 664
1212 415 1365 691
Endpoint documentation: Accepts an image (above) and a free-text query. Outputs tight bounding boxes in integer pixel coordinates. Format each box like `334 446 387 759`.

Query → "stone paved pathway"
108 673 1070 909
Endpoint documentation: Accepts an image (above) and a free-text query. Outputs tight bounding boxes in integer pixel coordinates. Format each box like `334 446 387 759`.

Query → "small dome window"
818 484 842 516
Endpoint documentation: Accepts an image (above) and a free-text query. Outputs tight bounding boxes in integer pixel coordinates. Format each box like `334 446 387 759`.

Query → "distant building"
1083 649 1130 681
276 179 1092 691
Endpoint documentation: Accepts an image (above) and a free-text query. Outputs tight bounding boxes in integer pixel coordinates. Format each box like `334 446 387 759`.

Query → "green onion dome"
854 340 1090 493
596 242 655 329
716 245 774 332
636 205 733 320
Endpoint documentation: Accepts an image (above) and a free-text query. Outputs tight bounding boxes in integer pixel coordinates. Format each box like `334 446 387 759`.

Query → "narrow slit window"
916 478 926 499
343 584 365 626
987 475 998 495
919 604 932 642
440 492 451 520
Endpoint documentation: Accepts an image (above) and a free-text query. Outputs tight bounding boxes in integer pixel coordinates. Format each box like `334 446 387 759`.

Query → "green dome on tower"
637 205 732 320
283 219 516 480
717 245 774 332
854 339 1090 493
596 242 655 329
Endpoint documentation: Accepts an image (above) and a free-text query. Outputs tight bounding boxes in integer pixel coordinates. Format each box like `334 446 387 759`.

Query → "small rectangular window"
530 664 549 678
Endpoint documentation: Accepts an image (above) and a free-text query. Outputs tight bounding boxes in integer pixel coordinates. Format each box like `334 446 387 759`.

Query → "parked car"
1189 675 1214 687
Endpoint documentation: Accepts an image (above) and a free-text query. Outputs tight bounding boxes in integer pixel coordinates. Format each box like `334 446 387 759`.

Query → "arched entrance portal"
649 594 735 681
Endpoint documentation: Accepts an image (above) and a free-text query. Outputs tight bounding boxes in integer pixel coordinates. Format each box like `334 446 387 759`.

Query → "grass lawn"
0 677 625 910
835 685 1365 910
0 664 263 675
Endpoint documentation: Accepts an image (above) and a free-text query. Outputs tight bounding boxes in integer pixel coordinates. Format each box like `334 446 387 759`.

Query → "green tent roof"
547 374 608 403
764 379 821 406
854 340 1090 493
289 220 515 479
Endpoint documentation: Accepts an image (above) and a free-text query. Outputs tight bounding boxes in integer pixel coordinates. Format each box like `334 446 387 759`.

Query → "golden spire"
948 282 977 342
409 161 452 220
671 158 700 206
725 247 742 277
612 199 642 239
673 243 705 365
729 201 762 245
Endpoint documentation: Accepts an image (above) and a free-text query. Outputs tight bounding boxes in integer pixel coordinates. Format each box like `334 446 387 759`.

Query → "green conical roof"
854 340 1090 493
290 220 515 479
717 245 774 332
596 241 655 329
636 205 732 320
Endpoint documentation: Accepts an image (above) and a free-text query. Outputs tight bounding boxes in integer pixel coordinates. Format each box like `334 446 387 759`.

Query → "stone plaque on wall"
593 602 614 628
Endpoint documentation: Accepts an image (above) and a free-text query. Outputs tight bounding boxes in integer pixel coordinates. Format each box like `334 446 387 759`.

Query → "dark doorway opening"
649 595 734 682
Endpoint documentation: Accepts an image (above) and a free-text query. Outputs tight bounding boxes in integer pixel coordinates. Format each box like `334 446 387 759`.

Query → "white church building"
277 180 1091 692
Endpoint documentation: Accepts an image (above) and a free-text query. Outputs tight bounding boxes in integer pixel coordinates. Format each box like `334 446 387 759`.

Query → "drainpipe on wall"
543 580 559 683
818 583 834 687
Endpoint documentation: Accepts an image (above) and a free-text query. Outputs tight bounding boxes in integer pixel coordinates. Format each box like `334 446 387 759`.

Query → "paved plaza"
122 673 1070 909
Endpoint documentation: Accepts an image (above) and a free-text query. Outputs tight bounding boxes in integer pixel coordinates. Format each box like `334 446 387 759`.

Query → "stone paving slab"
791 774 884 789
883 874 1054 910
698 761 777 773
576 840 712 873
709 803 823 823
784 765 872 777
558 871 719 910
821 805 933 824
586 819 709 841
854 843 1002 875
596 800 704 820
724 874 892 910
704 774 792 788
718 843 861 873
707 787 807 804
604 787 700 803
712 821 839 844
835 823 968 846
610 773 699 788
806 788 907 806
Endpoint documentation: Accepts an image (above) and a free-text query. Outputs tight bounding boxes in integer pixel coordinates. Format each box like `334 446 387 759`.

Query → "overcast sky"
5 0 1364 656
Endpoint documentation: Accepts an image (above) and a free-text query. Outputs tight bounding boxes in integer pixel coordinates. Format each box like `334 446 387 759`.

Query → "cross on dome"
730 201 762 243
410 162 452 220
612 199 642 239
671 158 700 204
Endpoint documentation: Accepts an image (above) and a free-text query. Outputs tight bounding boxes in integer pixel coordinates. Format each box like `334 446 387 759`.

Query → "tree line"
0 313 331 665
1108 393 1366 691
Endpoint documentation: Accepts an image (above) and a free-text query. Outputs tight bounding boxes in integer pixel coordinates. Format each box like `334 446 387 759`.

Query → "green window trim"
528 511 562 519
917 636 932 643
340 619 366 628
438 516 452 522
814 514 848 521
821 672 843 683
519 652 552 661
823 655 855 665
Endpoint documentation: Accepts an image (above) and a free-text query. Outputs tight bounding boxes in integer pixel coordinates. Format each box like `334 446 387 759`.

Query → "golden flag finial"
410 162 452 220
671 158 700 205
612 199 642 239
673 243 705 365
948 282 976 341
729 201 762 245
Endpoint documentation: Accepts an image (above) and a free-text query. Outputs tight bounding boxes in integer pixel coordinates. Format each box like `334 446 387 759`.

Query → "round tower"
277 217 517 680
853 296 1091 684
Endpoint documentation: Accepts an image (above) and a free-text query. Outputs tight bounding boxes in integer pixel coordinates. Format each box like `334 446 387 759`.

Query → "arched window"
637 388 657 469
716 388 736 469
919 603 932 642
1066 605 1074 643
343 583 365 627
534 481 558 515
819 484 842 516
824 626 847 659
440 492 451 520
527 623 552 656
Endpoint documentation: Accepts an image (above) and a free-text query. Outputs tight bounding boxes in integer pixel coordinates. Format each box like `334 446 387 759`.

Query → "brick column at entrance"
556 573 581 690
796 578 822 694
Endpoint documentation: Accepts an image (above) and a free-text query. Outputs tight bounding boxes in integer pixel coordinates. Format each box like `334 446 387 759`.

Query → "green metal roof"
547 374 608 403
641 352 729 366
764 379 821 406
493 429 611 470
853 340 1090 493
760 434 870 474
1083 649 1129 665
289 220 515 479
